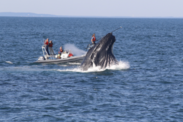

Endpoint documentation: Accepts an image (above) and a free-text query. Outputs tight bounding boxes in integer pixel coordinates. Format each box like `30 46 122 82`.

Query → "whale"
81 33 118 70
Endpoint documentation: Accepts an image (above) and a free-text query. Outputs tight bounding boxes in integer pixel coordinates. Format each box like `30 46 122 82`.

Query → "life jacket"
58 49 63 54
49 43 53 47
93 37 96 42
68 53 73 57
45 41 49 45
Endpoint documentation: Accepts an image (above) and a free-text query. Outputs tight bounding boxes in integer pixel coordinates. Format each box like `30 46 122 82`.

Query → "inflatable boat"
34 45 85 64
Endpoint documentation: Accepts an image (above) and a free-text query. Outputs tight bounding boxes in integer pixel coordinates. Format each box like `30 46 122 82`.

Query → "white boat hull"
35 55 85 64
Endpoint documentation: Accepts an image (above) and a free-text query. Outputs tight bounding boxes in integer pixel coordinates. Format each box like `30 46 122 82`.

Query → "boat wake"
57 61 130 73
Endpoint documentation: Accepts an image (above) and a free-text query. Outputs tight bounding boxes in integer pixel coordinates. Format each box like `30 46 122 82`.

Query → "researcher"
91 33 96 45
58 46 63 55
49 40 54 55
44 38 49 55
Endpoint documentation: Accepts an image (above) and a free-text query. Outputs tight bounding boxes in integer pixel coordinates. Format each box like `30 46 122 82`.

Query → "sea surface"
0 17 183 122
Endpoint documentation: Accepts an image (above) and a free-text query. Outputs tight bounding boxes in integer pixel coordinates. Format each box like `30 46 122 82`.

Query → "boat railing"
86 43 94 50
42 45 55 60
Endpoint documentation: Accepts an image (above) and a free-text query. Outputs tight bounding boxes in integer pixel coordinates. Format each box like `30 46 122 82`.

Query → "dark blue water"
0 17 183 122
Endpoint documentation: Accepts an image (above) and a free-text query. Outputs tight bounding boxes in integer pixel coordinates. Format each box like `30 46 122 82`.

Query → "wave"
5 61 13 64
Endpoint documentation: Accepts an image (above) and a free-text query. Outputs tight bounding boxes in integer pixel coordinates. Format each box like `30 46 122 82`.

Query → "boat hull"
34 55 85 64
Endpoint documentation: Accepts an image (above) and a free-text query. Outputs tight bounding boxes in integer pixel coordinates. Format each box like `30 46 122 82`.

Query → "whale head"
81 33 118 70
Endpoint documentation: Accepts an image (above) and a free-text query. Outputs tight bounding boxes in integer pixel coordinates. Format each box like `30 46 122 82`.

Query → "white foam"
5 61 13 64
57 61 130 73
68 62 81 65
106 61 130 70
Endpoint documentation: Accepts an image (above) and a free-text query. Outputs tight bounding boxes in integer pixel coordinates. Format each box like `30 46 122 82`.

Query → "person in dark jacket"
49 40 54 55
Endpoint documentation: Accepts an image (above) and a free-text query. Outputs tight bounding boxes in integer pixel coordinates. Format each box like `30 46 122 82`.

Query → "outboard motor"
38 56 45 61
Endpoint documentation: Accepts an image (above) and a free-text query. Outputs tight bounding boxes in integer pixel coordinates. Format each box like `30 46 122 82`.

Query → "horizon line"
0 12 183 19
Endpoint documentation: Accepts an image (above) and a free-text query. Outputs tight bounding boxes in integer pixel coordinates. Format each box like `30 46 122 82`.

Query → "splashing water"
106 61 130 70
57 61 130 73
64 44 86 56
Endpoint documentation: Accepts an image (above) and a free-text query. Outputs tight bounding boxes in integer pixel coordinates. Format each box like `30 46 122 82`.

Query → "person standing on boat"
91 33 96 45
58 46 63 55
44 38 49 55
49 40 54 55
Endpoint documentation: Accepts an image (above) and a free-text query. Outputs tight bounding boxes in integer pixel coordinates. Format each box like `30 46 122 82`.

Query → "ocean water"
0 17 183 122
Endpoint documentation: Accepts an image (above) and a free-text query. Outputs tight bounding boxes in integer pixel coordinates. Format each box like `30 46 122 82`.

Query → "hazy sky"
0 0 183 17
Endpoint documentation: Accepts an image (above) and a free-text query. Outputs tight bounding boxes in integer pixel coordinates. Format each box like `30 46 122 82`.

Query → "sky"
0 0 183 18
